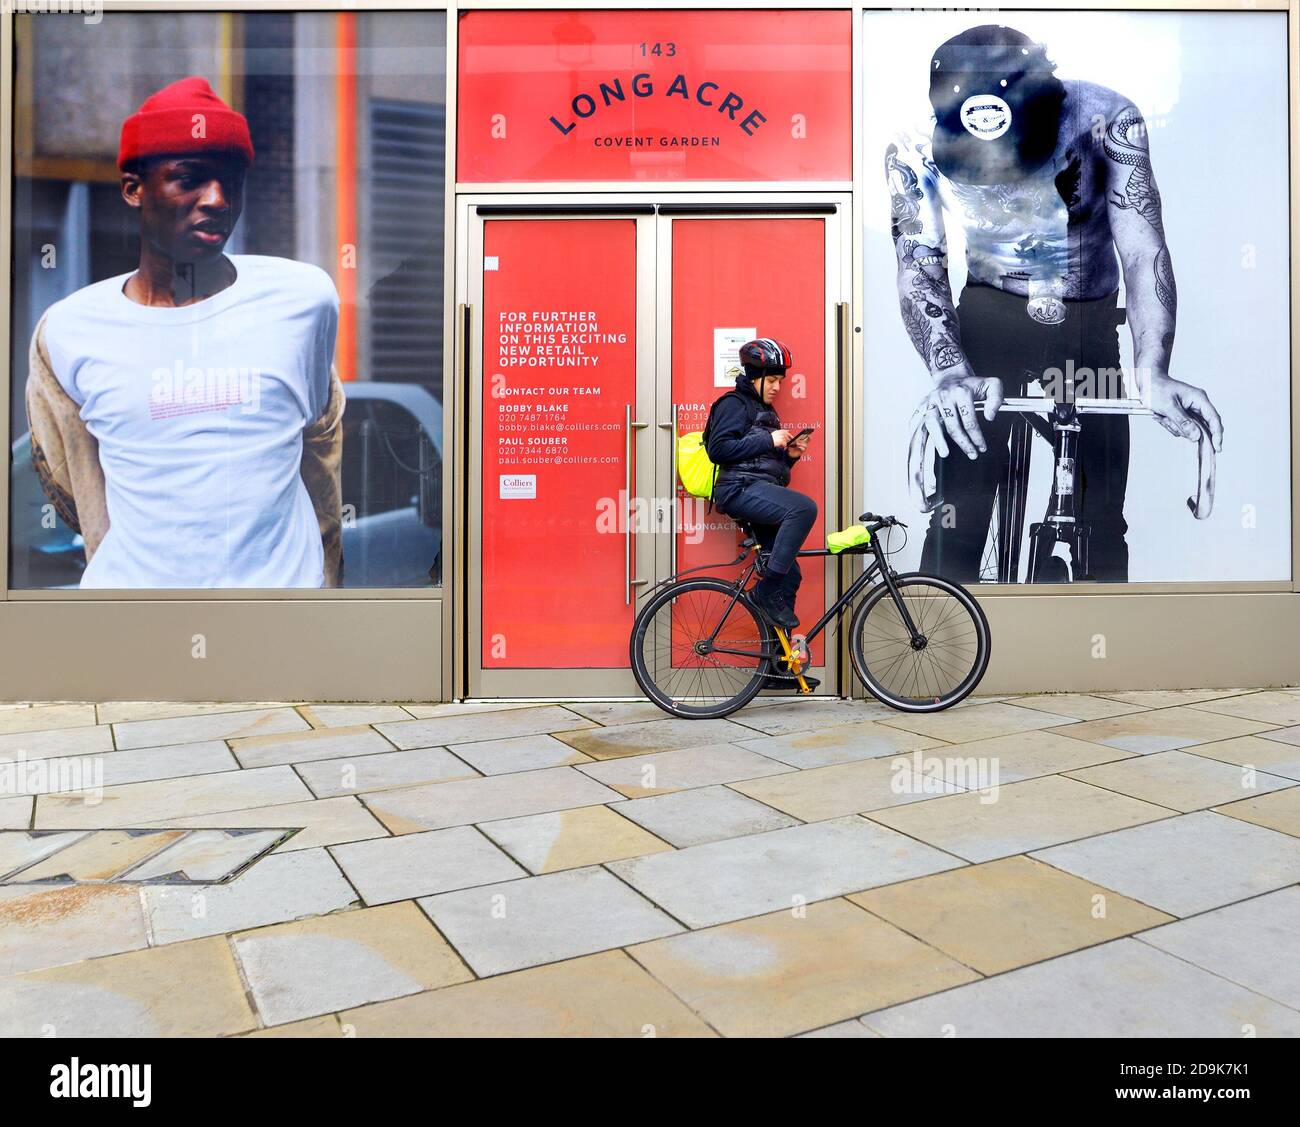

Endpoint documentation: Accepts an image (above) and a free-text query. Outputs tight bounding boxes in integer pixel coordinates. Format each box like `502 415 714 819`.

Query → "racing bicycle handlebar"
906 395 1216 520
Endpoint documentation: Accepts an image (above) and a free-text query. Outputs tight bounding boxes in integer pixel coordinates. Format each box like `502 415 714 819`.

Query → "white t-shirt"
42 255 339 588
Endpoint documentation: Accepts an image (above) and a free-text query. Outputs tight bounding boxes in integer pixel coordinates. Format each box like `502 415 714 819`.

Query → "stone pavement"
0 689 1298 1037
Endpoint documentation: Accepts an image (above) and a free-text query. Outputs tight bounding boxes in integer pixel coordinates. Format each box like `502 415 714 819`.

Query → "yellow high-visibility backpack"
677 391 754 502
676 430 718 499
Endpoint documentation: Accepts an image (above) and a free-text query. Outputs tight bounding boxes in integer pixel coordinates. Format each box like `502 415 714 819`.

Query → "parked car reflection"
9 382 442 589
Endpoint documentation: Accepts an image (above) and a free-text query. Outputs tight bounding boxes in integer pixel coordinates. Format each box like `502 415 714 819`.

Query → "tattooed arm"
1104 104 1223 449
887 137 1002 459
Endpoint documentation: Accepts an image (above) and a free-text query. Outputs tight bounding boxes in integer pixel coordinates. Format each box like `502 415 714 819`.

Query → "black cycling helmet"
739 337 793 378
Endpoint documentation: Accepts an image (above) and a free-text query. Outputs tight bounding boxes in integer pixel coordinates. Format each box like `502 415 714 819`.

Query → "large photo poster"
863 10 1290 584
8 11 446 589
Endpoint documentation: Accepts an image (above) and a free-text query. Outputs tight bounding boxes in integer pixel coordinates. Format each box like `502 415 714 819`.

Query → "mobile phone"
792 427 815 442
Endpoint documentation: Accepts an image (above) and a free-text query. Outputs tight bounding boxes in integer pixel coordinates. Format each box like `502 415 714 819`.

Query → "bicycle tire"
630 577 773 719
849 572 991 712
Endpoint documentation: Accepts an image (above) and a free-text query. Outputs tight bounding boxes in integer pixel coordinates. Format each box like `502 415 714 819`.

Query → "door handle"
659 406 680 577
625 404 650 604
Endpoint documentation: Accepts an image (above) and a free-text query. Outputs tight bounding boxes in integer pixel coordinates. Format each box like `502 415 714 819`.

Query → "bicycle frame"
668 534 921 666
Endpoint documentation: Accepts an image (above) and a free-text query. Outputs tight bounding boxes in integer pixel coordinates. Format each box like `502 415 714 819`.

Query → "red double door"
471 204 843 696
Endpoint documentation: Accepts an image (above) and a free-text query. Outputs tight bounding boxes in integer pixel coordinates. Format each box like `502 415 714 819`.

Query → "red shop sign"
457 9 851 182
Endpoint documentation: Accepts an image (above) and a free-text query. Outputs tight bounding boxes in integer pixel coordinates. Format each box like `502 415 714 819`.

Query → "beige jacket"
25 312 346 587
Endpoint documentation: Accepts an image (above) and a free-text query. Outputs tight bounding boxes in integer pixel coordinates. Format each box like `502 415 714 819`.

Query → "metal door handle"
662 405 679 577
625 404 649 604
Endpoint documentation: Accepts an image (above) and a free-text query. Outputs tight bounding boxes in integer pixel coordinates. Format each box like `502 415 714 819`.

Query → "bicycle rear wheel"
849 573 990 712
630 578 772 719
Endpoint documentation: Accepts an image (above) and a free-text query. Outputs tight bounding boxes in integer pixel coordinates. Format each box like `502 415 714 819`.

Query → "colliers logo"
549 73 767 137
50 1058 151 1107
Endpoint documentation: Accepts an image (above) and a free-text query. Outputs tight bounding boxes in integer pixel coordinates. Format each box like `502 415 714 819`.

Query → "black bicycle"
630 512 992 719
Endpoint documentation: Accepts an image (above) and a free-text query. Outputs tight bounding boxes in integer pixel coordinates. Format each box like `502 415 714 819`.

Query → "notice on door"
481 220 639 668
713 327 754 388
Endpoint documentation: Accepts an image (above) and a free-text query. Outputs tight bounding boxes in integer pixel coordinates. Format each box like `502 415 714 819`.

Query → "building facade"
0 1 1295 701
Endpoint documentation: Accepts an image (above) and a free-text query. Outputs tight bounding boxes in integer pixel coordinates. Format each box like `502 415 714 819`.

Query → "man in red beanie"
25 76 345 587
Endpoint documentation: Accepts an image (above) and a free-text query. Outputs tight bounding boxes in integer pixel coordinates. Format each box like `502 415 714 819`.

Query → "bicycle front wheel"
630 578 772 719
849 573 990 712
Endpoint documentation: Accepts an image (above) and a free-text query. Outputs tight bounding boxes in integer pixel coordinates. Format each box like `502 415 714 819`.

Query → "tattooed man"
887 24 1223 581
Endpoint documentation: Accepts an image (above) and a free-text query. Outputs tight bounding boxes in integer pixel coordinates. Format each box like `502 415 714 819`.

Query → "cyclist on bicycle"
705 338 817 635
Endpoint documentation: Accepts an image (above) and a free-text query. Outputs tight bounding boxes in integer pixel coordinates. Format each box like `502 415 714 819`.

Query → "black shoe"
760 673 821 692
749 585 798 630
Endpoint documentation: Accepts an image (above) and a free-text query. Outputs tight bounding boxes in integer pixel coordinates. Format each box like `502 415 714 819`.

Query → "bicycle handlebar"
906 395 1216 520
858 512 907 533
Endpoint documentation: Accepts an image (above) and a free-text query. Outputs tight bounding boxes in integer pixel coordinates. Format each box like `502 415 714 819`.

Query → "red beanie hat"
117 76 254 170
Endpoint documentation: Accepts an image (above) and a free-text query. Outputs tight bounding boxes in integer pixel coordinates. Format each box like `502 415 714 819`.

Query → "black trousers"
920 283 1131 582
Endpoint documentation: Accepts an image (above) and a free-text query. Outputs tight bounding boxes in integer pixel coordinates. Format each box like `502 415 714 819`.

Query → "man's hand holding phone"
788 427 814 458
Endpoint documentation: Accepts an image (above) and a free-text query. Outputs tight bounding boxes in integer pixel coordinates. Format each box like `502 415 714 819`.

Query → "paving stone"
113 707 310 750
866 776 1173 863
862 938 1300 1038
361 767 621 834
7 829 186 883
731 755 965 822
96 702 290 725
1031 810 1300 917
447 734 593 774
230 725 397 768
0 797 33 829
931 729 1138 784
1048 706 1275 755
376 706 596 750
1065 750 1295 812
401 702 548 719
142 847 359 944
34 766 313 830
0 725 114 761
1190 690 1300 727
0 831 86 878
798 1020 881 1038
233 901 471 1026
0 883 150 976
1004 694 1147 721
122 829 292 883
615 785 800 848
0 704 98 735
244 1015 342 1038
729 698 900 736
0 936 256 1037
297 747 478 797
1137 887 1300 1010
339 950 715 1037
153 796 387 852
629 898 978 1037
576 744 792 798
418 866 682 976
608 817 964 929
1213 785 1300 838
1194 734 1300 782
331 827 526 905
561 702 672 726
1256 724 1300 751
850 855 1174 976
733 721 943 770
13 741 238 794
297 705 413 728
880 701 1072 744
1094 689 1252 709
478 805 672 874
554 718 760 760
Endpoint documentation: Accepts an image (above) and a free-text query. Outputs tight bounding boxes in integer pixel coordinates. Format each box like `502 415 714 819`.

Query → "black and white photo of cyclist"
863 10 1289 585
